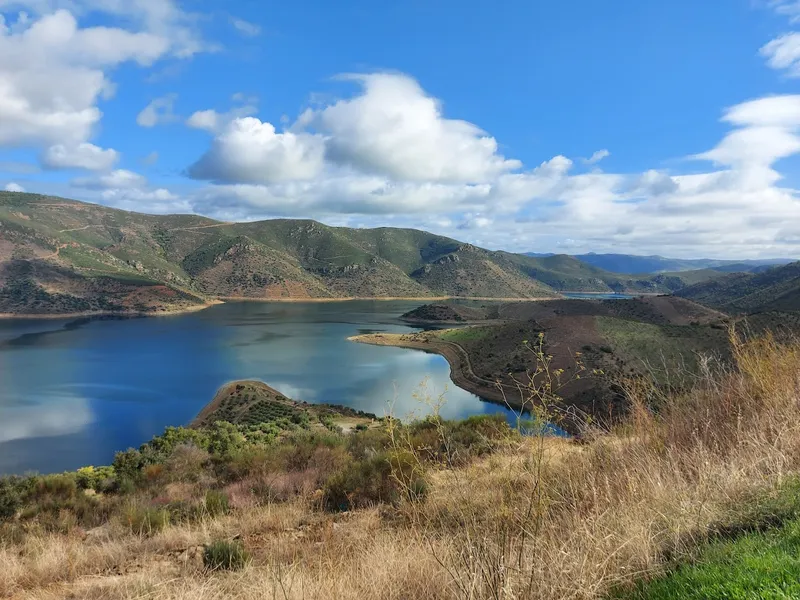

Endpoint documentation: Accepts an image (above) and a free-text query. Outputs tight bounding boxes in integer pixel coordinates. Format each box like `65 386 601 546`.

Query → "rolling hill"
677 261 800 313
526 252 794 275
0 192 726 315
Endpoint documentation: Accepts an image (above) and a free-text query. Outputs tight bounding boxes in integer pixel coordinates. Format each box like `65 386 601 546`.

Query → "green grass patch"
619 518 800 599
436 326 489 343
596 317 727 383
617 479 800 600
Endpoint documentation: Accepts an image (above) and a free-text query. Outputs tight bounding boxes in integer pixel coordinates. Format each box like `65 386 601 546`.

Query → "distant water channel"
0 301 522 475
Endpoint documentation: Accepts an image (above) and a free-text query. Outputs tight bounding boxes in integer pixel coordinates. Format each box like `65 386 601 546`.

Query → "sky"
1 1 800 259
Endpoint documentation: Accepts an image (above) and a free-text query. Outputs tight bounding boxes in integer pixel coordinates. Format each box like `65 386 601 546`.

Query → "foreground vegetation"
2 329 800 598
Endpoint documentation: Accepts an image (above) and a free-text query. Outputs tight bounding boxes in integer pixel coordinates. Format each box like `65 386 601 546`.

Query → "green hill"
676 262 800 313
0 192 718 315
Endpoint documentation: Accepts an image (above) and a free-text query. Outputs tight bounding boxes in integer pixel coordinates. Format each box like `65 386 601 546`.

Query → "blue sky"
2 0 800 258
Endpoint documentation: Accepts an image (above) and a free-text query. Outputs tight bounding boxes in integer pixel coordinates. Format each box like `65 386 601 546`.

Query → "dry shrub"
407 328 800 599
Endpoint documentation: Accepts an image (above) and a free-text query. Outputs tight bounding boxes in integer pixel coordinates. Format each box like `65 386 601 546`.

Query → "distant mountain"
676 262 800 313
524 252 794 275
0 193 745 316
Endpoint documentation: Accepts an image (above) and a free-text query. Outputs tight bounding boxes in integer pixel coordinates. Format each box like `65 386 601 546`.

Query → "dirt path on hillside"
59 225 94 233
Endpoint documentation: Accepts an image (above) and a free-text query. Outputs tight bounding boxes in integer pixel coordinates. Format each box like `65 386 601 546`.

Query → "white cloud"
67 166 188 213
760 2 800 75
188 117 327 184
137 94 178 128
0 1 211 171
186 109 220 133
41 142 118 170
230 16 260 37
183 81 800 258
4 182 25 192
0 10 170 148
770 0 800 23
72 168 146 189
186 97 259 134
760 33 800 76
299 73 521 183
0 0 210 58
585 149 610 164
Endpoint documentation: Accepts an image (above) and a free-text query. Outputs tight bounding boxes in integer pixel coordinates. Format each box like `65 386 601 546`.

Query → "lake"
0 301 521 475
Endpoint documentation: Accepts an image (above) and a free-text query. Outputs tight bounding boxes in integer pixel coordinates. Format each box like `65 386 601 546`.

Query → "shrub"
113 448 145 482
0 477 21 521
75 466 116 492
323 450 426 511
204 490 230 517
123 504 170 535
163 443 210 483
347 427 392 460
204 540 250 571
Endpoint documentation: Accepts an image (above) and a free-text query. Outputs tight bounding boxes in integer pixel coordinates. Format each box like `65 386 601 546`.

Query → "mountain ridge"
0 192 727 315
525 252 794 275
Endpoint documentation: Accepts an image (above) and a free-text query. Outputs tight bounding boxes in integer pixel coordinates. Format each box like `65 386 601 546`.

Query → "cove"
0 300 520 475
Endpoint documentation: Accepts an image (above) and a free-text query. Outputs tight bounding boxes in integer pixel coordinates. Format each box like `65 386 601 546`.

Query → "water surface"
0 301 518 475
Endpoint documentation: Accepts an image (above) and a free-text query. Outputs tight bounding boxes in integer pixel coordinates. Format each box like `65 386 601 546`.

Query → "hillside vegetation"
677 261 800 313
360 297 731 421
2 331 800 599
0 192 724 315
532 252 794 275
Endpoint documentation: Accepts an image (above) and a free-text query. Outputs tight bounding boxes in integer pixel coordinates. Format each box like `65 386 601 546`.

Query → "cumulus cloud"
188 118 326 184
187 73 525 214
4 182 25 192
300 73 521 183
181 77 800 258
41 142 118 170
186 95 259 133
137 94 178 128
0 10 168 147
0 1 209 170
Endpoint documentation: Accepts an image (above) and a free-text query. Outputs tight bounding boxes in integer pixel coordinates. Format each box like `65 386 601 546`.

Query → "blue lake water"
0 301 520 475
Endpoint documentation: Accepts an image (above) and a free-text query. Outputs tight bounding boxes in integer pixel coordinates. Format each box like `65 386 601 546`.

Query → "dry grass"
4 330 800 599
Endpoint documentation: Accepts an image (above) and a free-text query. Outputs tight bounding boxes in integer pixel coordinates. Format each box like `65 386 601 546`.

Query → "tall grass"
3 329 800 599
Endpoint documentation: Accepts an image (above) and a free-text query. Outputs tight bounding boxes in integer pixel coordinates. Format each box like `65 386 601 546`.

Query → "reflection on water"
0 301 518 475
0 389 93 443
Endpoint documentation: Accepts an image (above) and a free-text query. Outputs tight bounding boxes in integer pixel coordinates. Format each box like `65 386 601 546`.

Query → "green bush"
204 490 230 517
204 540 250 571
0 477 21 521
323 450 426 511
123 504 170 535
347 427 392 460
75 466 116 491
113 448 146 482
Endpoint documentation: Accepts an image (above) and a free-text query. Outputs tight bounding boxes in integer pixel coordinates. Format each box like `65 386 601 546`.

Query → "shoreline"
348 332 527 412
0 296 555 319
0 300 222 320
216 295 555 303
